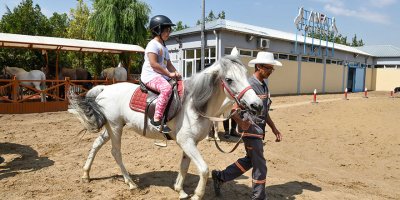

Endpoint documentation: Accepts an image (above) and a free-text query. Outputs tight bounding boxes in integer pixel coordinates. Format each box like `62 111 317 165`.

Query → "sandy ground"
0 91 399 200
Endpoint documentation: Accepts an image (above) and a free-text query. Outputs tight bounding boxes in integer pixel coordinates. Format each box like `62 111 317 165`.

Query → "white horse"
4 66 46 102
69 55 263 200
100 62 128 82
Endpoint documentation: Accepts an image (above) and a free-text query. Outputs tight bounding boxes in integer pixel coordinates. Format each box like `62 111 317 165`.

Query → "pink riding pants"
145 76 172 121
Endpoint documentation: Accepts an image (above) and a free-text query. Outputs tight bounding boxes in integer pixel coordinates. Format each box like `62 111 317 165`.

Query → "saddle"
129 79 184 138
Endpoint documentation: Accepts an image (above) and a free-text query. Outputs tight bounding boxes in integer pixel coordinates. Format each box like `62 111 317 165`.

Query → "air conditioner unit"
258 38 270 49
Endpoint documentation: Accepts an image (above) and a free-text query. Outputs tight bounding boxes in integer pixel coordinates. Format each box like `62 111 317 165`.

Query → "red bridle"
221 79 253 108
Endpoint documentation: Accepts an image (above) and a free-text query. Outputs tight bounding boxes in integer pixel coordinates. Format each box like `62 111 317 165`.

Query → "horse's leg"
174 152 191 199
82 128 110 182
178 139 209 200
35 84 45 102
214 122 220 141
106 122 137 190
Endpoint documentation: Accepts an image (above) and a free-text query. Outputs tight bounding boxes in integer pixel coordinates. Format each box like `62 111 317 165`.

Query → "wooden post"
56 49 60 98
11 76 18 102
65 77 70 101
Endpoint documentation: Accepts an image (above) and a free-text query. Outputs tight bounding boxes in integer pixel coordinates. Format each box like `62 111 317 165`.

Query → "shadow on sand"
0 142 54 180
90 170 321 200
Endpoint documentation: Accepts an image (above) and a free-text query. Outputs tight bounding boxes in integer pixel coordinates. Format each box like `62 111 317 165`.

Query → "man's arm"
266 113 282 142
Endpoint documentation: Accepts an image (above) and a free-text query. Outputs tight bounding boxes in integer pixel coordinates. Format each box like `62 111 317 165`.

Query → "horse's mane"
185 55 246 113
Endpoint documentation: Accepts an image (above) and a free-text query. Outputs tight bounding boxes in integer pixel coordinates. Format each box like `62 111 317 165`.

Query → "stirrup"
154 139 167 147
154 131 168 147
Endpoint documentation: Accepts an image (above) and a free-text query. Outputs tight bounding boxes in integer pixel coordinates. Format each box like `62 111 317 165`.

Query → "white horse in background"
69 54 263 199
3 66 46 102
100 62 127 82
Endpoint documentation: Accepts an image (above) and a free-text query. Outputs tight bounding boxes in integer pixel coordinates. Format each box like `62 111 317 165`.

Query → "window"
278 54 289 60
331 60 337 64
196 49 201 58
326 59 331 64
274 54 279 59
240 49 252 56
309 57 316 62
186 49 194 59
210 48 216 57
224 48 232 55
316 58 323 63
302 56 309 62
289 55 297 61
252 50 259 57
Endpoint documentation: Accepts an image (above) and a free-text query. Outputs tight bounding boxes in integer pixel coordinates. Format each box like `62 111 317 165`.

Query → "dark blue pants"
217 137 267 200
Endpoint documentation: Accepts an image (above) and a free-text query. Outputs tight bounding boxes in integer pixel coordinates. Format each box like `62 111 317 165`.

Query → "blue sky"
1 0 399 47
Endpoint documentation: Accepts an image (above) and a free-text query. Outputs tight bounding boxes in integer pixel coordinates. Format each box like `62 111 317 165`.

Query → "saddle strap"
213 133 244 154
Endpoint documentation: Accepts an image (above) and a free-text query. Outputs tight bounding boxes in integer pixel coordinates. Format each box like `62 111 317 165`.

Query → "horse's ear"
230 47 239 57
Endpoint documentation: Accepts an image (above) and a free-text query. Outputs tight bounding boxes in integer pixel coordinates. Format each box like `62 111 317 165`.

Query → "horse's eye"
225 78 233 84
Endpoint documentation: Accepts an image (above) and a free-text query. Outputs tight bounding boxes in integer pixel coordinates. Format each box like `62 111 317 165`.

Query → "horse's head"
3 66 9 76
218 55 263 114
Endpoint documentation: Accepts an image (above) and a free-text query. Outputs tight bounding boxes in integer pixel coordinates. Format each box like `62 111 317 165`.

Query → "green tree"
174 21 189 31
218 11 225 19
66 0 91 70
88 0 150 73
351 34 358 47
207 10 216 21
67 0 90 40
0 0 51 36
49 13 70 38
307 31 364 47
351 34 364 47
0 0 50 70
197 10 226 25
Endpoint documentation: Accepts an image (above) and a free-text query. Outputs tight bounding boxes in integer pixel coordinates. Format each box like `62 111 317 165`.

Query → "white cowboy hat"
248 51 282 68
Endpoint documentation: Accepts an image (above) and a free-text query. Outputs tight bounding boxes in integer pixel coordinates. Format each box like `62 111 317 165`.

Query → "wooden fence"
0 77 138 114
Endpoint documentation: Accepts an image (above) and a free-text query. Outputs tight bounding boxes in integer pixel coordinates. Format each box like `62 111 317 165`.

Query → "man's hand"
231 110 252 131
272 128 282 142
237 118 252 131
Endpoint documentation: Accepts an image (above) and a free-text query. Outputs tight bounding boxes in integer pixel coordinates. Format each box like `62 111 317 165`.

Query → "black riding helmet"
149 15 176 36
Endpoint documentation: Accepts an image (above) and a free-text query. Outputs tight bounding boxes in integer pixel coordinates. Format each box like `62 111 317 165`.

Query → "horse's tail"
69 86 107 132
86 85 106 98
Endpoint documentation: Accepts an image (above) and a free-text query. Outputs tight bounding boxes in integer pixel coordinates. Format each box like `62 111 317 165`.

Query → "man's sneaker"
223 131 230 139
212 170 223 197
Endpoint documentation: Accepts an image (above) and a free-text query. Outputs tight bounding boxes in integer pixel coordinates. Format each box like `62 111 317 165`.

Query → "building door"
183 59 194 79
353 68 365 92
347 65 365 92
347 67 355 92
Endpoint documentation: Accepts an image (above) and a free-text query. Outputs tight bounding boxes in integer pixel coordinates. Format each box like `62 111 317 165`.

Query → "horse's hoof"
128 182 138 190
178 190 189 199
81 177 90 183
190 195 201 200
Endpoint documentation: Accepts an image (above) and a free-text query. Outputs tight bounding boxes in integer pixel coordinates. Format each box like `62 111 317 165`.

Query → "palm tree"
88 0 150 71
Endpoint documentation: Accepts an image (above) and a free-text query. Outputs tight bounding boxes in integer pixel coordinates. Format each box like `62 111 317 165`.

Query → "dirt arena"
1 91 399 200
